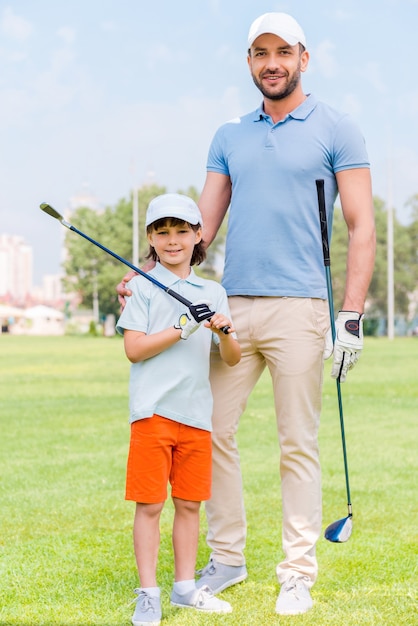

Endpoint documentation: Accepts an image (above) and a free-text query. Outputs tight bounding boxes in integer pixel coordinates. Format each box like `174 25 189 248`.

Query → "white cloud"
358 61 386 94
208 0 222 15
314 40 338 78
394 147 418 202
399 88 418 115
0 87 29 128
0 6 33 41
0 48 27 63
216 44 232 60
333 9 353 21
340 93 362 118
146 43 175 69
100 21 117 32
57 26 76 45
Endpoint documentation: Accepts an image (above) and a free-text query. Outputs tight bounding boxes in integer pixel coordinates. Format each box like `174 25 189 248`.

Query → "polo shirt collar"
152 262 205 288
253 93 317 123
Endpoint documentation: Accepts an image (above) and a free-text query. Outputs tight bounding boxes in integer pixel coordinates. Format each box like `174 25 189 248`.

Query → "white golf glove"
331 311 364 382
174 301 212 340
174 312 202 340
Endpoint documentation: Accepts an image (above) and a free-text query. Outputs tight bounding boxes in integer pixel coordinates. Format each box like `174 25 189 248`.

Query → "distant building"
68 183 102 215
42 274 64 304
0 185 102 308
0 234 33 305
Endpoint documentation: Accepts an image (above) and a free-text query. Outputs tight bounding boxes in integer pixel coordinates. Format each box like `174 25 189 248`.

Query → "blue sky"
1 0 417 284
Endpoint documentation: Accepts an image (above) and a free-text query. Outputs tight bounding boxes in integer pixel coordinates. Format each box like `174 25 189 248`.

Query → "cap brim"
145 211 201 227
249 30 303 48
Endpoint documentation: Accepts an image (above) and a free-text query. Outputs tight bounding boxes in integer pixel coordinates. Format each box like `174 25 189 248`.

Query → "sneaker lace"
132 589 159 612
283 576 309 598
196 558 216 577
193 585 215 608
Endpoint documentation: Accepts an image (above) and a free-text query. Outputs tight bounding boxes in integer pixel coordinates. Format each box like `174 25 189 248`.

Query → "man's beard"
252 67 301 101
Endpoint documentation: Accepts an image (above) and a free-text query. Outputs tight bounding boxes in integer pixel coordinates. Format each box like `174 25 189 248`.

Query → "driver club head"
324 515 353 543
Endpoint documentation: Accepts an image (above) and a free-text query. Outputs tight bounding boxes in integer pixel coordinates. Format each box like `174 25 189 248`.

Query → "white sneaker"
275 576 313 615
196 557 247 593
131 589 161 625
170 584 232 613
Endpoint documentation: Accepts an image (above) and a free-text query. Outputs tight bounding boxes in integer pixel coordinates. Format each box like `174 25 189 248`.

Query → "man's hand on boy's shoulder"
117 270 136 309
116 260 156 310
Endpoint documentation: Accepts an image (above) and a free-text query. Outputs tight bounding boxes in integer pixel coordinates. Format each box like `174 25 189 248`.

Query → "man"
118 12 375 615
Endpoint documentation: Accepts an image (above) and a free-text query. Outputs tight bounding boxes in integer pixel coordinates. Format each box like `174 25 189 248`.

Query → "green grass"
0 336 417 625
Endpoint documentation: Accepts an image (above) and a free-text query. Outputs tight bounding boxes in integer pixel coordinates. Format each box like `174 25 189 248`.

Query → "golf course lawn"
0 335 416 625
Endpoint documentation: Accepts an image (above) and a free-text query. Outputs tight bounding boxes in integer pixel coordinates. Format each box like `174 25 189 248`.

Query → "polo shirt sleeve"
115 277 150 335
332 114 370 173
207 126 230 176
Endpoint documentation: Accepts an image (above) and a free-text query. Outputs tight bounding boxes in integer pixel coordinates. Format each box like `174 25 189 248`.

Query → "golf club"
40 202 230 333
316 179 353 543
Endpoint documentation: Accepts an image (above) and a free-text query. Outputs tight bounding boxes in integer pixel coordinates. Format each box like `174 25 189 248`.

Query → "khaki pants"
206 296 329 586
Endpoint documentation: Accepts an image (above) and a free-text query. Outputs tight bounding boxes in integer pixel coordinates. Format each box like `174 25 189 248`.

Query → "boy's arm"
124 327 182 363
123 308 209 361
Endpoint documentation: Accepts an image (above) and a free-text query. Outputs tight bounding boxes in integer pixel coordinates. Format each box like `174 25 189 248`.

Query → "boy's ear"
195 227 202 244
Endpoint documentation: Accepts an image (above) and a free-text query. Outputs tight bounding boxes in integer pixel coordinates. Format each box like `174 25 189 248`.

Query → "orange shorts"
125 415 212 503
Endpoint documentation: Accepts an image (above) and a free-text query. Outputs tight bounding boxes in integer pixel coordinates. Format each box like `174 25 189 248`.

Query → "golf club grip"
316 179 330 267
69 225 230 334
315 180 336 334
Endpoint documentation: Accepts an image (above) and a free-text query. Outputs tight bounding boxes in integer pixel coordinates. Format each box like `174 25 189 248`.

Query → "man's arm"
336 167 376 313
198 172 232 248
330 167 376 381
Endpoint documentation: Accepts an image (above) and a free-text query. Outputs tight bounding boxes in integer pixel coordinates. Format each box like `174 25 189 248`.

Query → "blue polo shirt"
116 263 232 431
207 94 370 298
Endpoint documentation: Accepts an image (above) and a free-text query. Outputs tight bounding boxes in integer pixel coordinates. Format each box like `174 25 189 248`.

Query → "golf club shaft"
316 179 352 513
68 223 193 307
40 203 229 333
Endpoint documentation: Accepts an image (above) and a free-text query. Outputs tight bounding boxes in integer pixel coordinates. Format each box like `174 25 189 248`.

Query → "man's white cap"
248 12 306 48
145 193 203 227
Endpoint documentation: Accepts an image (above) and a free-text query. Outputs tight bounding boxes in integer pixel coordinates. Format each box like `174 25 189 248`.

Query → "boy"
116 193 240 625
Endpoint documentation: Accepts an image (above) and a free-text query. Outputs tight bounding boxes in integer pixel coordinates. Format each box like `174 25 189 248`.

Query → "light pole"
131 157 140 268
92 260 99 324
387 152 394 340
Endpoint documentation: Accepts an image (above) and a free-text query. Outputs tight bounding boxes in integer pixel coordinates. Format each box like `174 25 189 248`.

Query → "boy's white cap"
145 193 203 227
248 12 306 48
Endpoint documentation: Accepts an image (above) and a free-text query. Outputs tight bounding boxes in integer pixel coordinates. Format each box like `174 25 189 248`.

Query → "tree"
405 194 418 266
330 196 418 318
62 205 127 318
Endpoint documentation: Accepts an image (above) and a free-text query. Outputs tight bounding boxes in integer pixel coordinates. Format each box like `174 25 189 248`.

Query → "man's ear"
300 49 310 73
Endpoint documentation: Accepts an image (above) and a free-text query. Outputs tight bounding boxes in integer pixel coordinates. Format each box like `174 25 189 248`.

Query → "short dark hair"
145 217 206 266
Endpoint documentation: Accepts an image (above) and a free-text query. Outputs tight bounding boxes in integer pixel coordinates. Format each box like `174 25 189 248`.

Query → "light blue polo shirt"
116 263 232 431
207 94 370 298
